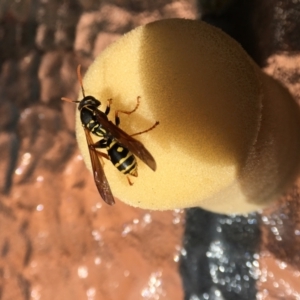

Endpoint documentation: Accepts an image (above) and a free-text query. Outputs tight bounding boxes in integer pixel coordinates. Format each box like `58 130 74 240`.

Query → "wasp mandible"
62 65 159 205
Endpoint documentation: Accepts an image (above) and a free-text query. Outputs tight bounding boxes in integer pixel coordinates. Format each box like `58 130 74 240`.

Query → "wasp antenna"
77 64 86 98
61 97 73 103
61 97 80 104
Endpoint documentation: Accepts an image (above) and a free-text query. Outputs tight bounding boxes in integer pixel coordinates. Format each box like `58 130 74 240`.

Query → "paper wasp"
62 65 159 205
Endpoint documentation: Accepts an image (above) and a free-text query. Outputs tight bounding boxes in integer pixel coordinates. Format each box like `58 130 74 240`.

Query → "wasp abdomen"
107 140 137 176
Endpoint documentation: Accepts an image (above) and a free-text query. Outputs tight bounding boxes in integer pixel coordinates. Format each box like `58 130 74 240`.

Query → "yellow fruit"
76 19 300 213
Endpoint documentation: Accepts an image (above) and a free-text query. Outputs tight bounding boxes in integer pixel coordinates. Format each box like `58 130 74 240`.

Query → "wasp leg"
131 121 159 137
92 139 107 150
90 139 110 165
92 148 110 160
115 96 140 126
127 176 134 186
105 98 113 115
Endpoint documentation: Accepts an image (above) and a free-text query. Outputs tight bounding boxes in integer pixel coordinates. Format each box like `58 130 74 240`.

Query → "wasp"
62 65 159 205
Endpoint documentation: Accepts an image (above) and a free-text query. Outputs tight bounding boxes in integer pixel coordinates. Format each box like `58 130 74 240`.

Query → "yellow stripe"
107 140 117 150
114 152 132 168
120 160 136 174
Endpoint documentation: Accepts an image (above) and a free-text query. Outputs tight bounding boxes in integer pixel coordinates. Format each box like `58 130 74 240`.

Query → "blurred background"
0 0 300 299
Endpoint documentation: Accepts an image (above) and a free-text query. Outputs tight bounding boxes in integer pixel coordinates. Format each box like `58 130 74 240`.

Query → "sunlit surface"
1 0 300 299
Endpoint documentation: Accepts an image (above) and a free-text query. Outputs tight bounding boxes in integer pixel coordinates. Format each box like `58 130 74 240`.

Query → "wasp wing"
94 110 157 171
83 127 115 205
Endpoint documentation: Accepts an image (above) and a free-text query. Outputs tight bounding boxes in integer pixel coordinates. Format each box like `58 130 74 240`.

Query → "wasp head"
78 96 101 110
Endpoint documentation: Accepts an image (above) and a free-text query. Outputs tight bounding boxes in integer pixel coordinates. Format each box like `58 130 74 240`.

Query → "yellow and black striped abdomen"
107 140 137 176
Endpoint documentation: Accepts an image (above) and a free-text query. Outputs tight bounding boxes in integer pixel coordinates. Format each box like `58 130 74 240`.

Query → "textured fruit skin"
76 19 300 213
